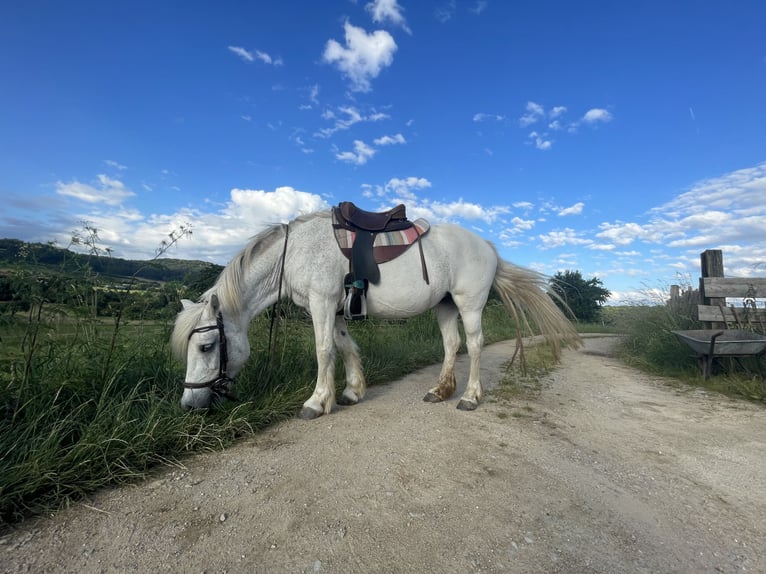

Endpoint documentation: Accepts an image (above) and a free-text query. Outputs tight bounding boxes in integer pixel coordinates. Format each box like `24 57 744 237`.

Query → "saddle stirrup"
343 274 368 320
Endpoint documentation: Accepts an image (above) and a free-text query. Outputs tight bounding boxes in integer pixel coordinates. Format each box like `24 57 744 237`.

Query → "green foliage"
0 282 522 527
549 270 611 323
609 286 766 402
0 225 220 321
0 237 222 288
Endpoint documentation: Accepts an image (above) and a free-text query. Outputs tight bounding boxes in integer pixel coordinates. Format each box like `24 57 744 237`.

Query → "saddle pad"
332 212 430 264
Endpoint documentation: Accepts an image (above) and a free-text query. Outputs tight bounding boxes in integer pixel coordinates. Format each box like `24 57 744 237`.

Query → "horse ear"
180 299 195 310
210 293 220 312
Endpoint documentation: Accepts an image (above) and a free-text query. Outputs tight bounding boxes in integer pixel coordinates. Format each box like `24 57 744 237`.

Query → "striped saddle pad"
332 210 430 264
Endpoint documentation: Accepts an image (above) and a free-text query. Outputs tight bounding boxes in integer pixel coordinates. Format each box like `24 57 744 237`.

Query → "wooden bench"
678 249 766 378
698 250 766 328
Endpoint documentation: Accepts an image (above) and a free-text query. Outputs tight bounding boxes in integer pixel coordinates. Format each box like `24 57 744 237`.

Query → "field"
0 298 523 527
1 289 764 529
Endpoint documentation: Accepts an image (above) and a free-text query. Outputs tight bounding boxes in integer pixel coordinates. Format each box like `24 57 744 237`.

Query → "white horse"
171 210 579 418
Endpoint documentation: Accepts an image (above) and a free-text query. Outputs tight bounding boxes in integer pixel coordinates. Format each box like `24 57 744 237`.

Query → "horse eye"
200 343 215 353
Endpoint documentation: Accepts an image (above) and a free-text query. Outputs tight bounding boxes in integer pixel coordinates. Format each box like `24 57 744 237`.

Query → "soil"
2 334 765 574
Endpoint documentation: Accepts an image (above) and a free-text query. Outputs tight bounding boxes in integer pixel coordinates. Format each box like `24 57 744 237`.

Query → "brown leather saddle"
332 201 430 319
336 202 412 233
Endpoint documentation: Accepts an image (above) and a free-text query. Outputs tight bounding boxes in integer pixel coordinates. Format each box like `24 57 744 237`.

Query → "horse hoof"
423 392 444 403
456 399 478 411
336 392 359 406
298 406 323 420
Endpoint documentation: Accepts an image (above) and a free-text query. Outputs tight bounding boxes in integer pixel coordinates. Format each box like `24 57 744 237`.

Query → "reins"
182 224 289 401
268 223 289 365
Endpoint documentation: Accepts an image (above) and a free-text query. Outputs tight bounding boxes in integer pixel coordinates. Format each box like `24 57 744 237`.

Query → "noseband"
183 312 237 401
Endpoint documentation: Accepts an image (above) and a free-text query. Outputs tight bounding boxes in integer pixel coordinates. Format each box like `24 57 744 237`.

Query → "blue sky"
2 1 765 303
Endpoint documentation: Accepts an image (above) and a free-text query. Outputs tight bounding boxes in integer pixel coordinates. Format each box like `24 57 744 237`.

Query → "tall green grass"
0 299 522 527
4 282 764 528
608 290 766 402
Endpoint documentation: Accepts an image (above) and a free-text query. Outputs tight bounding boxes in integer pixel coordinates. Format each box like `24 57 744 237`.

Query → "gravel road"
2 334 765 573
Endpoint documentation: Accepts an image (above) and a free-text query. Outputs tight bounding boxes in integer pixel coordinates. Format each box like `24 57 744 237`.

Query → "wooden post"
700 249 725 328
669 284 680 311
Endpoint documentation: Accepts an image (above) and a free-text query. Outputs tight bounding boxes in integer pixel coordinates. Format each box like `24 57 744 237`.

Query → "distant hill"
0 238 223 284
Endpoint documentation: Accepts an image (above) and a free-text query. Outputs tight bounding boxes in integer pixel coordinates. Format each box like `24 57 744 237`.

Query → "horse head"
176 293 250 410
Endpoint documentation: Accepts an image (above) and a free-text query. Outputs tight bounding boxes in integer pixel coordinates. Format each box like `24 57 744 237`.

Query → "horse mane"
170 210 331 361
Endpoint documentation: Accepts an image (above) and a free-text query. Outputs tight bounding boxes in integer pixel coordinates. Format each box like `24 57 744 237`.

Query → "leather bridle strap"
183 312 237 400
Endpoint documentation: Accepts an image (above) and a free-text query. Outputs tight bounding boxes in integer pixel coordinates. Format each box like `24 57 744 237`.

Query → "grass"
488 341 558 420
3 282 764 529
0 298 528 527
606 295 766 403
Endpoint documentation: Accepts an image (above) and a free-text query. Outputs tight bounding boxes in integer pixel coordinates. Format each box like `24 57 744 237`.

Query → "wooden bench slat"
697 305 766 323
702 277 766 298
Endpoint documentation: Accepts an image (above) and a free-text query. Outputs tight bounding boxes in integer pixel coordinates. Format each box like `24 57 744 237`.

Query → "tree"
549 270 611 323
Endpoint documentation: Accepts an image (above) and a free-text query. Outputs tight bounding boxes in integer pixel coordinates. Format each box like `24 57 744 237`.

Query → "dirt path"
2 335 765 574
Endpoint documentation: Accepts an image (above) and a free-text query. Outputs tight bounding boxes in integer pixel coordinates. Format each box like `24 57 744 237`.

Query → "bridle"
181 224 290 404
182 312 238 401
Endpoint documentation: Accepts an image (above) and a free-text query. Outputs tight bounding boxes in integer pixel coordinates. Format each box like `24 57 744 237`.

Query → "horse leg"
333 316 367 406
300 304 338 419
423 301 460 403
456 308 484 411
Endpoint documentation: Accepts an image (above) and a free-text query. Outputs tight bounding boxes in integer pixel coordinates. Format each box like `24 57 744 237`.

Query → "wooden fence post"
700 249 725 328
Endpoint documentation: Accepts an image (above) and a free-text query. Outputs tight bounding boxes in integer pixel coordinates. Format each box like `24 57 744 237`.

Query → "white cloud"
595 163 766 260
308 84 319 105
359 178 508 224
535 137 552 150
315 106 388 139
386 176 431 193
427 199 510 224
366 0 411 33
56 175 135 206
228 46 254 62
528 131 552 150
538 228 593 249
255 50 271 64
506 217 536 233
254 50 283 66
226 186 328 223
104 159 127 171
596 221 647 246
374 133 406 145
434 0 457 23
323 21 397 93
228 46 282 66
519 101 544 127
558 202 584 216
336 140 376 165
520 102 613 144
469 1 488 15
473 113 505 122
582 108 613 124
363 176 432 202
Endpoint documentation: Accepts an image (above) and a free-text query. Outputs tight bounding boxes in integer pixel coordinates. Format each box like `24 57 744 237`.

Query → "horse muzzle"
181 376 238 410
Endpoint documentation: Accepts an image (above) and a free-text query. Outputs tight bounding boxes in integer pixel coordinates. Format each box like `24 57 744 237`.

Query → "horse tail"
490 244 581 360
